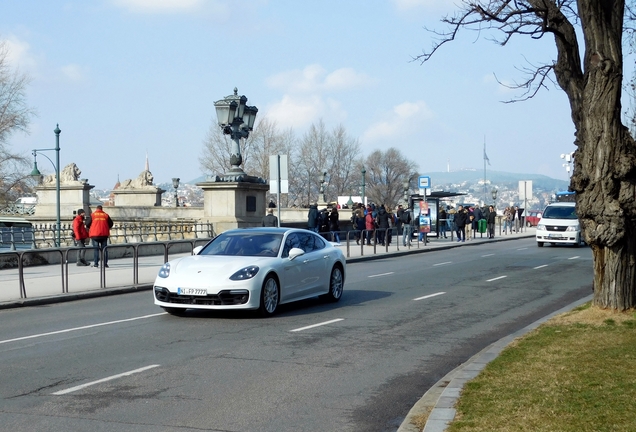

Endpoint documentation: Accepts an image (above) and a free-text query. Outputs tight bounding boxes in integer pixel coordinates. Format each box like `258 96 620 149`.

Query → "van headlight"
566 224 580 231
537 224 546 230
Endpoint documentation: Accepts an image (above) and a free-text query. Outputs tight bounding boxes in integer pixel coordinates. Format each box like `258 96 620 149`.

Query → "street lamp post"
213 88 258 181
361 166 366 206
403 180 410 204
172 178 180 207
30 124 61 247
318 170 328 204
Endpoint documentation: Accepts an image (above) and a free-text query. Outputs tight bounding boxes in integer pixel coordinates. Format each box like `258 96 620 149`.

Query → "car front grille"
154 287 250 305
545 225 568 232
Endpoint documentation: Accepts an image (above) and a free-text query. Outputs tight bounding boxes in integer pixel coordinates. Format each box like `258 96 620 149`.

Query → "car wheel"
324 265 344 302
537 242 544 247
259 275 279 317
162 307 187 316
526 221 531 227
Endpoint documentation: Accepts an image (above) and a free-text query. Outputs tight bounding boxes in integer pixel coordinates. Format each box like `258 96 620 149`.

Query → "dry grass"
446 303 636 432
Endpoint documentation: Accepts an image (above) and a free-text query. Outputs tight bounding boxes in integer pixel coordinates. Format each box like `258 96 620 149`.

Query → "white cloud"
267 64 375 93
362 100 434 143
5 36 37 71
111 0 204 13
60 64 88 82
391 0 455 13
264 95 347 130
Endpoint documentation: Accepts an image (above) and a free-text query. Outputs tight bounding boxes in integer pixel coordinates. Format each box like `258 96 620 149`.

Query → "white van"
536 202 582 247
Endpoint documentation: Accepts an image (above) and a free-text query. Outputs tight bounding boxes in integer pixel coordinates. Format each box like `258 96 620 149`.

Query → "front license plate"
177 287 207 296
548 234 563 239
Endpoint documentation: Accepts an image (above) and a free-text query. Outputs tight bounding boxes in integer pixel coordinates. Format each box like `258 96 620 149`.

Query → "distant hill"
426 170 569 192
182 170 569 193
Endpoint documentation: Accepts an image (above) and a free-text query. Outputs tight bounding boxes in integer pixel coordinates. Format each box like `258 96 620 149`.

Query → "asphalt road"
0 238 592 432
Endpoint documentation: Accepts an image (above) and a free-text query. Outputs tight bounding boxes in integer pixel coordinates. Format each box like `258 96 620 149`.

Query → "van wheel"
537 242 544 247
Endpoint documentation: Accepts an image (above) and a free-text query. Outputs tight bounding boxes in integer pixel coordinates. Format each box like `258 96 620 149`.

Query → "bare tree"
199 120 232 177
356 148 418 207
417 1 635 310
326 125 362 198
0 39 36 205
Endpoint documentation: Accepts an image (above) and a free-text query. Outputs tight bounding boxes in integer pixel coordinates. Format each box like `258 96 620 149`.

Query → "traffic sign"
418 176 431 189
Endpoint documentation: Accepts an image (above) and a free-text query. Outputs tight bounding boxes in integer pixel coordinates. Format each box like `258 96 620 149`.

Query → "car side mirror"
193 246 203 255
288 247 305 260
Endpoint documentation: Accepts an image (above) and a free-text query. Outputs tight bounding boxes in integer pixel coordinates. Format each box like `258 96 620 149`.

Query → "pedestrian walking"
365 205 375 245
376 205 390 246
487 205 496 238
262 208 278 227
329 207 340 243
307 203 319 233
72 209 90 266
353 207 365 244
439 206 448 238
400 207 412 246
87 205 113 268
454 205 467 242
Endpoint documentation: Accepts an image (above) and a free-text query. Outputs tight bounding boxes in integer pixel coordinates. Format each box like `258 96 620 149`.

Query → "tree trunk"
554 0 636 310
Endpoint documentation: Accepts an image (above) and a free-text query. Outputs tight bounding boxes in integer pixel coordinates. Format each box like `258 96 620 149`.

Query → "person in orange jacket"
72 209 90 266
87 205 113 268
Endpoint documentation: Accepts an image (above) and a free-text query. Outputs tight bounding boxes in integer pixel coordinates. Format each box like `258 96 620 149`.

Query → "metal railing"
4 238 211 299
0 222 214 250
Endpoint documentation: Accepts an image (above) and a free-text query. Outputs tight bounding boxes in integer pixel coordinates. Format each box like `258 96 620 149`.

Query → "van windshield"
542 206 577 220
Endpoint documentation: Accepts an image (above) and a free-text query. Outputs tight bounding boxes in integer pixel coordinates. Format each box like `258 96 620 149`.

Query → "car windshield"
200 232 284 257
542 206 577 220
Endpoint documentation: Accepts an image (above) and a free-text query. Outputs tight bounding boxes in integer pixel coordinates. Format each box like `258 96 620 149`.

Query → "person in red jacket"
87 205 113 268
72 209 90 266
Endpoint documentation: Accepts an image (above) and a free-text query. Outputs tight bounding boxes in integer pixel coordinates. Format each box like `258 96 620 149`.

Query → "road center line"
0 313 167 345
481 254 495 257
534 264 549 269
568 256 580 260
517 247 528 250
487 276 507 282
52 365 160 395
368 272 394 278
413 292 446 301
290 319 344 332
433 262 452 266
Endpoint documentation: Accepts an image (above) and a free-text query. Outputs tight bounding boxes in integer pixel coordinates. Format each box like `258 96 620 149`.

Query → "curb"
398 294 594 432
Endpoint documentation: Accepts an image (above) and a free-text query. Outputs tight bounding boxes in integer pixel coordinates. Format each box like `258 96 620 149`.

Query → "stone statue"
119 170 156 189
42 163 82 184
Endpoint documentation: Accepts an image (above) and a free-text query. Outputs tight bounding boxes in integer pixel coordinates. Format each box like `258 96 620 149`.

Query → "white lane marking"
569 256 580 260
487 276 507 282
517 247 528 250
368 272 394 278
534 264 548 269
433 262 452 267
481 254 495 257
290 319 344 332
414 292 446 301
52 365 160 395
0 313 167 345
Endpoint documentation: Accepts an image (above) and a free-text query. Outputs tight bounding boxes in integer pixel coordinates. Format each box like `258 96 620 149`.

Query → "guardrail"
0 222 214 250
4 238 211 299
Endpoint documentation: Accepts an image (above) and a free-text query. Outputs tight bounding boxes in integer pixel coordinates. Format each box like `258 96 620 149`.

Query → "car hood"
171 255 273 276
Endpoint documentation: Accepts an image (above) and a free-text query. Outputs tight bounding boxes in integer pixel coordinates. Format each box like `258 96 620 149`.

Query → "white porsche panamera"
153 227 346 317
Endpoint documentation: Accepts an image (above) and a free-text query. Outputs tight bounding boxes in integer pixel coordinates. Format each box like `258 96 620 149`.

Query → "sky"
1 0 587 190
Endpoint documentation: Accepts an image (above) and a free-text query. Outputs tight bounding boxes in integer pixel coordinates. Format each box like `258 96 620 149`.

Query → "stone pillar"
112 188 166 206
197 181 269 233
33 179 94 219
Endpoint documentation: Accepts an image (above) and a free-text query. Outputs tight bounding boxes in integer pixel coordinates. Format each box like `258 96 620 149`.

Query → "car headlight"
537 224 546 230
229 266 260 281
566 224 580 231
158 263 171 278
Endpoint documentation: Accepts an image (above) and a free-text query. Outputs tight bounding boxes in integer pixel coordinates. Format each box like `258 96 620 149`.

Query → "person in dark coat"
329 207 340 242
438 206 448 238
487 205 497 238
262 208 278 227
376 205 391 246
307 204 319 232
454 205 467 242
